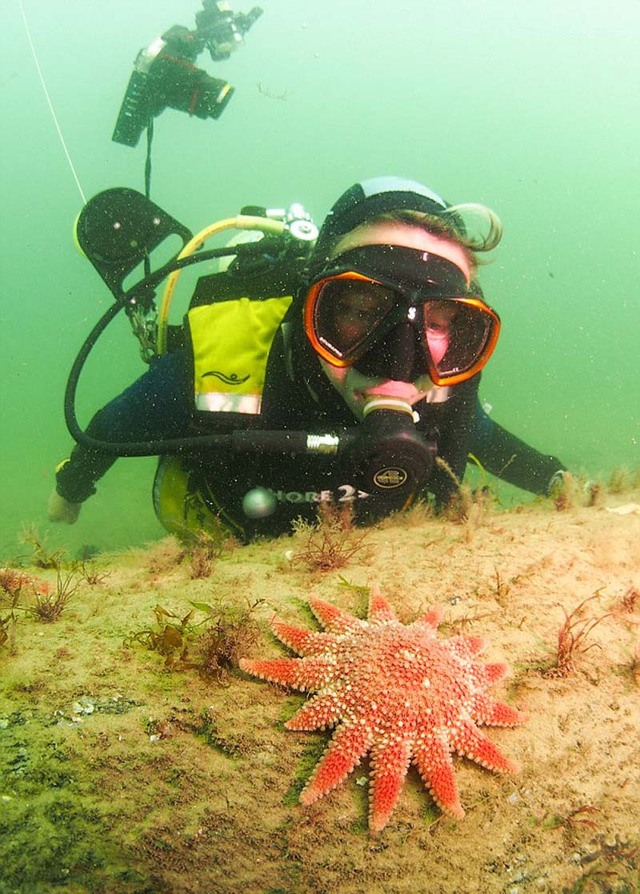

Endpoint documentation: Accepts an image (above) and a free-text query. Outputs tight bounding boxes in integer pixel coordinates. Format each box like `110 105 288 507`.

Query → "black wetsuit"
56 269 565 540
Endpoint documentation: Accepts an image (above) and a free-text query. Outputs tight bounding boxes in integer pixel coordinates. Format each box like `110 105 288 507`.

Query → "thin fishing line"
19 0 87 205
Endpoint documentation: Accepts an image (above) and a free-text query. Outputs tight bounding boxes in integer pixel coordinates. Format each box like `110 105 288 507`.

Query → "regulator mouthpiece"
362 396 415 419
343 407 436 519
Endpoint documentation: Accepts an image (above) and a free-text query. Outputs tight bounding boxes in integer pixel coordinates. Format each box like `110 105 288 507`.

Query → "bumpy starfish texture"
240 590 527 832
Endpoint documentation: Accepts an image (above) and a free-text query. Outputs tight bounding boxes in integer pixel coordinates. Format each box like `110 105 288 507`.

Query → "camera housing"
113 1 262 147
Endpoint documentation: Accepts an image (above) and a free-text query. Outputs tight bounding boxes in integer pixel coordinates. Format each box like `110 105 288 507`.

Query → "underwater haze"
1 0 639 561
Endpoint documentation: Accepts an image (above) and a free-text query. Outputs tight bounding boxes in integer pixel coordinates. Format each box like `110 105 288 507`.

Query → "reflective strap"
195 392 263 414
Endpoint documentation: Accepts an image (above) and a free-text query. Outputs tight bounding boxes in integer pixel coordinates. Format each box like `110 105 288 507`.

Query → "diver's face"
319 222 473 420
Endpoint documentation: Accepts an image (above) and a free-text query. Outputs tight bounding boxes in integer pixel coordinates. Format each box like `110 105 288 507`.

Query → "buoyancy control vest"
185 294 293 417
154 291 298 540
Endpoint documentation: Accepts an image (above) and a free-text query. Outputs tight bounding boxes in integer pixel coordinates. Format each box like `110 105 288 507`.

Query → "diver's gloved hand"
548 469 599 505
48 490 82 524
547 470 571 494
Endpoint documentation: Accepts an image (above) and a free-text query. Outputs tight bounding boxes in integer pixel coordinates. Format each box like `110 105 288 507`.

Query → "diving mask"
304 244 500 386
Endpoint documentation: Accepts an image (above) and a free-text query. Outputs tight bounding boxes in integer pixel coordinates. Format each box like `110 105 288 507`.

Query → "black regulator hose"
63 306 348 457
64 315 436 487
63 240 302 457
64 317 316 457
64 322 436 515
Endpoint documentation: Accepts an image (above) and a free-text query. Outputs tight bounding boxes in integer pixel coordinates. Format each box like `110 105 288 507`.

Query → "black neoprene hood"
311 176 454 270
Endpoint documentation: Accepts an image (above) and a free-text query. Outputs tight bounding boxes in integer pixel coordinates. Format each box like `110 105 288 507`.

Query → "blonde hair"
369 206 503 270
444 203 503 253
314 203 503 275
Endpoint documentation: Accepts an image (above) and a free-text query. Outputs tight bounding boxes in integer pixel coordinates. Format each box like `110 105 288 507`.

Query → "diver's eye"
426 320 450 334
424 301 457 333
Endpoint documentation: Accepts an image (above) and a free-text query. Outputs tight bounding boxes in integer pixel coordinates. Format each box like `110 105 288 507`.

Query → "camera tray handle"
74 187 193 303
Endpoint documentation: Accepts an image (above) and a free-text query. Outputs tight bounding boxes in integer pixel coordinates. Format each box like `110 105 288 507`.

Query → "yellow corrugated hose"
156 215 286 355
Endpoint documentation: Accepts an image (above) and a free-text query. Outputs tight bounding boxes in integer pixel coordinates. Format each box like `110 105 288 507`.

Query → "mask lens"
305 254 501 383
424 299 497 380
310 275 397 362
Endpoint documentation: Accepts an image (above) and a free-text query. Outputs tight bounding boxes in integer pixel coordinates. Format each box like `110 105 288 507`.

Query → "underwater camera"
112 0 263 147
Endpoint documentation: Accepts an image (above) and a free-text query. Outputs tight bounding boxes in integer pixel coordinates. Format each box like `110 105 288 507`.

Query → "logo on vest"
373 467 408 489
202 370 250 386
272 484 370 505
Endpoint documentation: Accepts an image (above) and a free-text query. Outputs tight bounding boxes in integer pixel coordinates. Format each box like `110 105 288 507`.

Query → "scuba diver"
48 176 567 542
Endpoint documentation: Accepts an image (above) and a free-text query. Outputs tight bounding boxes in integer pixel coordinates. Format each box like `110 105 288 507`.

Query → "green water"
2 0 639 562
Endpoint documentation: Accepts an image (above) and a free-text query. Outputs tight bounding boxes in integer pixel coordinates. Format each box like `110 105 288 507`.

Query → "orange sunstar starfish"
240 590 527 831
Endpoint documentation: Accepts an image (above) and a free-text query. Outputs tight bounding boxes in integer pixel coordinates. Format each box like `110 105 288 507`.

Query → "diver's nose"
354 323 430 381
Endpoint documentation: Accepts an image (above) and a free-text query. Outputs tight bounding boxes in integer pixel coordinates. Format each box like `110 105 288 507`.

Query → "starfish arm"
368 738 413 832
414 733 465 819
449 635 488 660
472 694 528 727
419 605 444 629
368 588 397 623
239 656 338 691
271 620 334 656
300 723 372 806
478 661 510 684
285 692 343 731
308 596 361 634
453 720 520 773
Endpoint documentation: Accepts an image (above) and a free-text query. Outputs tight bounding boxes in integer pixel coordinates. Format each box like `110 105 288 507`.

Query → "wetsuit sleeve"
471 401 567 495
426 379 479 507
55 350 193 503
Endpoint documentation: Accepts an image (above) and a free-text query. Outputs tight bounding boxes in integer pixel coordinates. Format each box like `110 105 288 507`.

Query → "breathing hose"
63 302 345 458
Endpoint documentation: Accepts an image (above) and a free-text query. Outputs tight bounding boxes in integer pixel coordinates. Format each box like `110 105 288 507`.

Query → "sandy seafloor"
1 483 639 894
